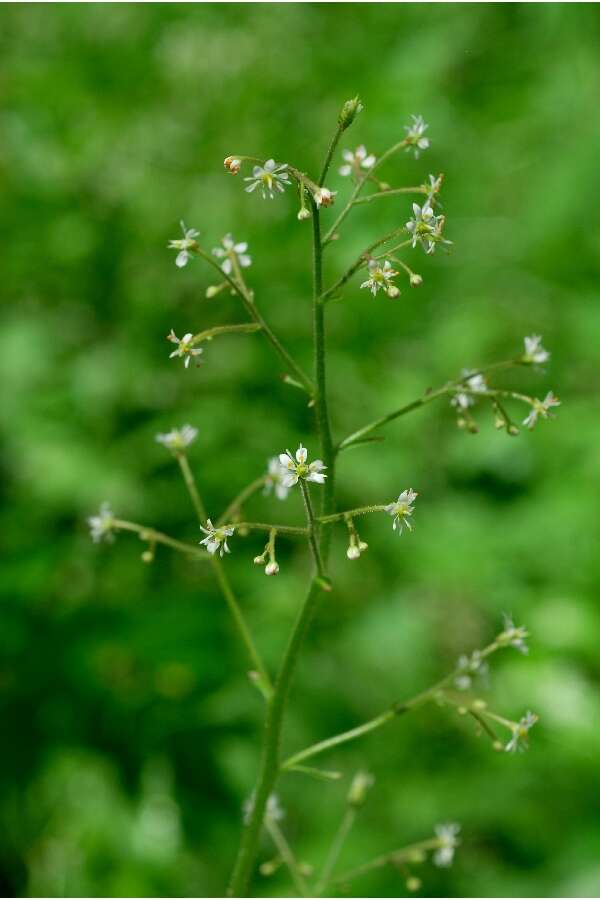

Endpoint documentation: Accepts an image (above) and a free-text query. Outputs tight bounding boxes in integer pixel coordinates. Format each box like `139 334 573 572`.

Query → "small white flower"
278 444 327 488
264 457 290 501
360 259 399 297
244 159 290 199
265 561 280 576
385 489 418 534
313 186 337 208
199 518 234 557
212 234 252 275
426 173 443 201
406 202 451 254
155 424 198 453
505 711 539 753
404 115 430 159
88 502 116 544
451 370 488 410
499 614 529 654
243 792 284 825
168 220 199 268
339 145 376 177
522 334 550 365
433 823 460 867
167 330 203 369
522 391 560 429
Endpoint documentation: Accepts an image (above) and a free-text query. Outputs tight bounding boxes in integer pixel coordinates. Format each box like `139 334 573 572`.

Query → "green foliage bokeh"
2 3 600 896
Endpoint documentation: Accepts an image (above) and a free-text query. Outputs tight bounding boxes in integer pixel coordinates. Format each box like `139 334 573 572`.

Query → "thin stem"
353 186 426 205
191 322 262 345
111 519 210 559
192 246 315 396
264 818 309 897
231 521 308 537
282 638 505 770
217 476 267 526
338 358 522 451
177 454 273 698
319 122 344 186
315 807 357 895
326 837 440 889
321 225 408 301
299 481 327 579
318 504 388 524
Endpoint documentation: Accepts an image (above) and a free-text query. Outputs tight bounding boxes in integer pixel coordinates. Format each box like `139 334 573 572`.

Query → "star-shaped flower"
88 502 116 543
212 234 252 275
522 391 560 429
505 711 539 753
385 489 418 534
168 221 199 268
278 444 327 487
404 115 430 159
167 330 203 369
199 519 234 557
264 457 291 501
406 203 451 254
244 159 290 199
433 823 460 867
339 145 377 177
522 334 550 365
360 259 399 297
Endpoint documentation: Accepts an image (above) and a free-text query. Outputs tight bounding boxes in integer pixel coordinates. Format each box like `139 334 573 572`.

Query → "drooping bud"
347 770 374 807
224 156 241 174
409 273 423 287
297 207 311 221
265 561 280 576
339 96 363 130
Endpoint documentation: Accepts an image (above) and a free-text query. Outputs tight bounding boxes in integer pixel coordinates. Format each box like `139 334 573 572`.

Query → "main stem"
227 186 337 898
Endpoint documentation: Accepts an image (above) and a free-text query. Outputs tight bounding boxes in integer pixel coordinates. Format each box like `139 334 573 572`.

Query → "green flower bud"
339 96 363 130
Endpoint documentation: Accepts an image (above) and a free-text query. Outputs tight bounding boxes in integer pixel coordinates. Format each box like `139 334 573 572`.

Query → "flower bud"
265 561 280 576
339 96 363 130
347 770 374 807
224 156 241 174
387 285 401 299
141 549 154 564
253 554 266 566
297 207 311 221
406 877 422 892
314 187 336 208
346 544 361 560
409 273 423 287
206 285 220 298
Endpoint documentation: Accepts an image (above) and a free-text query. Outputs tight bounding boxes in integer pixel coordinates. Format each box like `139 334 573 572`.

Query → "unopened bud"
314 187 336 208
141 549 154 564
410 273 423 287
346 544 361 560
339 95 363 130
406 877 422 892
206 285 220 298
472 698 487 711
224 156 241 174
387 285 401 299
297 207 311 221
253 555 266 566
265 561 280 576
347 770 374 807
508 424 519 436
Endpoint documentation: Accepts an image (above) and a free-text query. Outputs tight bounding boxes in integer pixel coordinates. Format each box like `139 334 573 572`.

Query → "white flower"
426 173 443 200
199 518 234 557
360 259 399 297
454 650 488 691
155 424 198 453
522 391 560 429
339 145 376 177
385 489 418 534
313 186 337 208
433 823 460 867
278 445 327 487
499 614 529 655
264 457 290 501
88 502 116 543
505 711 539 753
244 159 290 199
404 115 430 158
406 202 451 254
522 334 550 365
167 330 203 369
244 792 284 825
451 370 488 410
212 234 252 275
168 221 199 268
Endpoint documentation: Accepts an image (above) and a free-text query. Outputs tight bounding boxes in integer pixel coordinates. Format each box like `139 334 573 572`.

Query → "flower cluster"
454 650 489 691
279 445 327 487
385 489 418 534
451 370 488 410
498 614 529 654
88 502 116 544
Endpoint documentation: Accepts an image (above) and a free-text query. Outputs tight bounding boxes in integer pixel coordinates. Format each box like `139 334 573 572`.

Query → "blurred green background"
2 3 600 897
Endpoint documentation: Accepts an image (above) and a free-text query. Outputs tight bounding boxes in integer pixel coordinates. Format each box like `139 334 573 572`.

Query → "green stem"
217 476 267 526
299 481 327 578
229 521 308 537
318 504 388 524
315 807 357 895
353 186 426 205
177 454 273 698
321 226 408 301
326 836 440 889
265 818 309 897
111 519 209 559
191 322 262 345
319 122 344 186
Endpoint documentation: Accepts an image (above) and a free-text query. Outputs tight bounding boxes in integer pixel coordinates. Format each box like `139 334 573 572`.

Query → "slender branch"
299 481 327 579
325 837 440 889
217 476 267 526
192 246 315 396
321 226 408 301
111 519 210 559
319 122 344 186
315 807 357 895
231 521 309 537
281 638 506 770
318 504 388 524
264 818 309 897
191 322 262 345
176 454 273 698
353 186 427 205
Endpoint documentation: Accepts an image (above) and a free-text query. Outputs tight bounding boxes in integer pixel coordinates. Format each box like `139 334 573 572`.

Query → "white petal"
296 445 307 464
176 251 189 267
